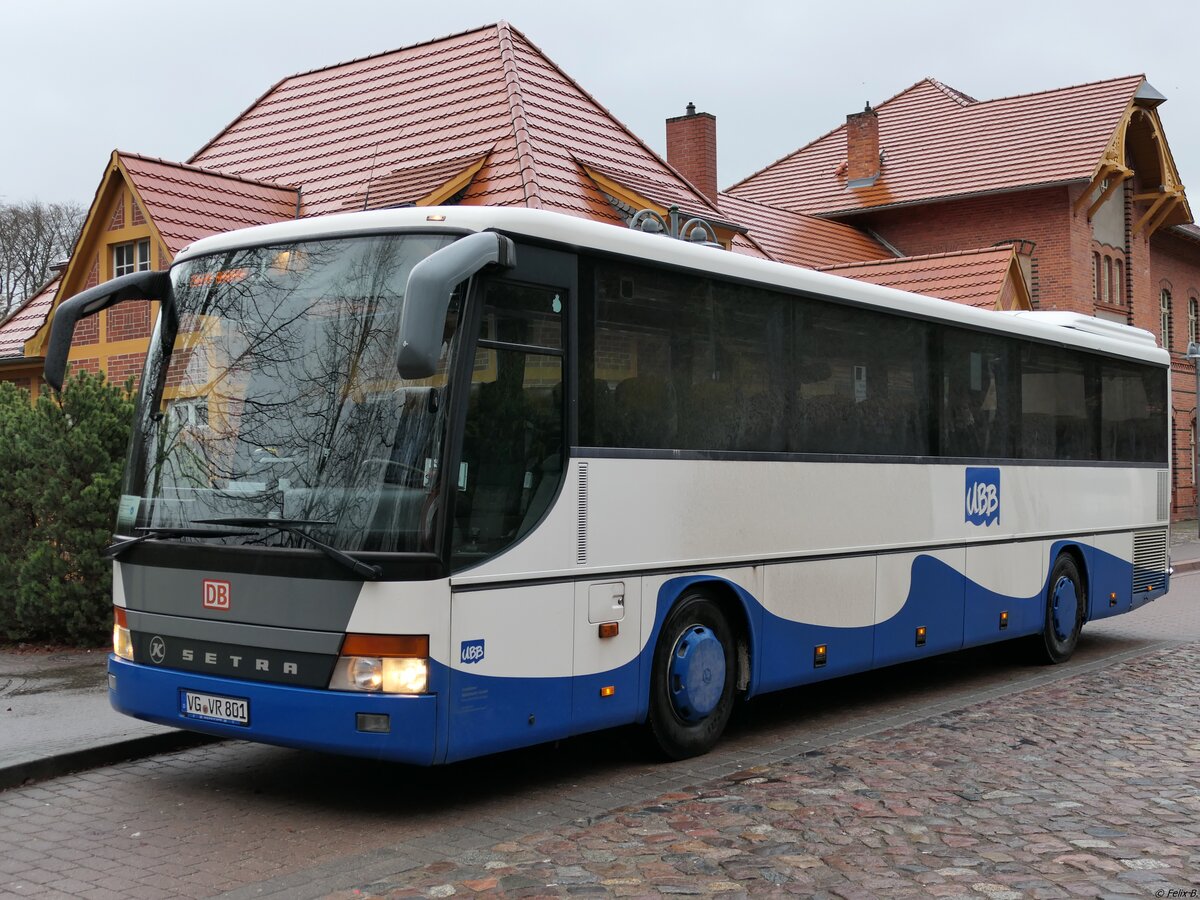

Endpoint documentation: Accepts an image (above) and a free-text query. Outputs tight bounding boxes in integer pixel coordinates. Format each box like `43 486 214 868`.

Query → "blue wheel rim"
668 625 726 722
1051 575 1078 642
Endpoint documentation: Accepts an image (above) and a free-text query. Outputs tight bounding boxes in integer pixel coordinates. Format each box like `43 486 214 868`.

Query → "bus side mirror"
397 232 515 379
44 270 172 392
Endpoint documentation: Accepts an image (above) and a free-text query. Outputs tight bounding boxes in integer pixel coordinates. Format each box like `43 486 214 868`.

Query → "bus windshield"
121 233 459 554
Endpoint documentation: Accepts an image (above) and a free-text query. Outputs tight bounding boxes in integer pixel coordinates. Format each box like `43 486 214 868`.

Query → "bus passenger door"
572 579 642 733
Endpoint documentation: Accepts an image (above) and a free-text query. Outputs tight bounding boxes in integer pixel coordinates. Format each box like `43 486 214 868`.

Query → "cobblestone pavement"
0 581 1197 899
338 646 1200 899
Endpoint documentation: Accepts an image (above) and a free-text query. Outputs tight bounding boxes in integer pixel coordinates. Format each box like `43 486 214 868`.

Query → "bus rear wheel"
1037 554 1084 664
647 594 736 760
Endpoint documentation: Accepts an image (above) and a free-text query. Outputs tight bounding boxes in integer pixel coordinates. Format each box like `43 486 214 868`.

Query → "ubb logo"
460 639 485 664
202 579 231 611
965 467 1000 526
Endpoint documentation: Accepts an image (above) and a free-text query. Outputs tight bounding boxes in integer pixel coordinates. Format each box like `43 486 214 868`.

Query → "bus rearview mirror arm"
397 231 516 379
43 270 173 392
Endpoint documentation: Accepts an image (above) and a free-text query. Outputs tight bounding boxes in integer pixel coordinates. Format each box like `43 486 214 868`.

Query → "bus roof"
177 206 1169 366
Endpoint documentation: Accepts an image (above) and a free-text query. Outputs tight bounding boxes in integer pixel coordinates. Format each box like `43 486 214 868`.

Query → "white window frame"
113 239 152 278
1161 289 1172 348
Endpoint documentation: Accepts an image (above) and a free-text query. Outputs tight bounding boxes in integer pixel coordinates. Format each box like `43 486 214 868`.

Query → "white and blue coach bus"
45 207 1171 764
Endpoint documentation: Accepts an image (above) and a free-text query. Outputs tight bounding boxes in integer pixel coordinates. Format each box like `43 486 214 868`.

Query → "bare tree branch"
0 200 86 318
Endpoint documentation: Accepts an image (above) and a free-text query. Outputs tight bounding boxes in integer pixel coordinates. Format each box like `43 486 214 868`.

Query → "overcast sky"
3 1 1198 209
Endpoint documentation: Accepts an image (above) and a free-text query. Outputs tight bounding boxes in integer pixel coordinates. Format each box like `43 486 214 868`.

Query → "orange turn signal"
340 634 429 658
114 606 128 628
600 685 616 698
598 622 619 639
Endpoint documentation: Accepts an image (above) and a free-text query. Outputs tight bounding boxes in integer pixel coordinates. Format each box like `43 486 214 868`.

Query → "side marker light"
814 644 827 668
915 626 927 647
999 611 1009 630
599 686 616 698
1109 592 1118 608
598 622 619 639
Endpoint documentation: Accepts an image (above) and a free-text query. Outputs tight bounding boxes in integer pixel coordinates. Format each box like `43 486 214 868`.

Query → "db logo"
965 467 1000 527
460 639 485 664
202 579 231 611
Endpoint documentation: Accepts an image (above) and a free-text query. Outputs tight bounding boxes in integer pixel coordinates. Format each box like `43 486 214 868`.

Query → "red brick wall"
106 300 152 341
666 108 718 204
106 351 146 387
69 358 100 377
73 316 99 346
1150 230 1200 517
853 187 1078 309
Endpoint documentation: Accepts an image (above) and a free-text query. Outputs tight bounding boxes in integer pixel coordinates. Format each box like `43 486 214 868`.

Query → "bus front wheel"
647 594 736 760
1038 554 1084 664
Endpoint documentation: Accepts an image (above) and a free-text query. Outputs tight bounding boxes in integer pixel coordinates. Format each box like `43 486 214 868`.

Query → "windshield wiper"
194 517 383 580
104 526 257 559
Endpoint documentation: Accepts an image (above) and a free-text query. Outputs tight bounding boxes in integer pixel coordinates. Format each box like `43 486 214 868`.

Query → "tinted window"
579 253 1166 465
1020 345 1097 460
941 330 1014 458
791 302 930 456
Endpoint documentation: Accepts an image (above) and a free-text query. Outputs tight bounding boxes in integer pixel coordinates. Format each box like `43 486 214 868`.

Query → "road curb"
0 731 219 792
1174 557 1200 575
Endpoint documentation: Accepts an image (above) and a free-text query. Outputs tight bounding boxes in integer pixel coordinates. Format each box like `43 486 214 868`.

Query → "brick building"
0 25 1192 508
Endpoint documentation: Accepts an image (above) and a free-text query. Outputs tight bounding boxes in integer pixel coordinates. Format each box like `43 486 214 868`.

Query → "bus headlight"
331 634 430 694
113 607 134 661
382 657 428 693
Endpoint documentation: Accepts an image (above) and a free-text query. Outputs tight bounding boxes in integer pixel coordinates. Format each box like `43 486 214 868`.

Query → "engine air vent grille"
1132 528 1168 593
576 462 588 565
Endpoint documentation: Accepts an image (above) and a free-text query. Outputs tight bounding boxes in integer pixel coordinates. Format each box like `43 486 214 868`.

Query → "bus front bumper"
107 655 439 765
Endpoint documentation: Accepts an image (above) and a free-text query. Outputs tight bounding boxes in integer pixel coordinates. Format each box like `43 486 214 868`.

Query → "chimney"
666 102 719 204
845 102 880 187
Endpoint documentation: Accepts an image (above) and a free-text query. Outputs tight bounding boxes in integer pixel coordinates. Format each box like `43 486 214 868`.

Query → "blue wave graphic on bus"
108 540 1161 765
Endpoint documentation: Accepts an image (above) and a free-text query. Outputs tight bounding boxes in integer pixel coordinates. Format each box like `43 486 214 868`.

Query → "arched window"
1189 296 1198 347
1161 288 1172 348
1093 252 1102 302
1104 257 1113 303
1114 259 1123 305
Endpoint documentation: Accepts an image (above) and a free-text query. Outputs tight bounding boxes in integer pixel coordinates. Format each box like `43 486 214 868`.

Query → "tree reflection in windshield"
125 234 458 553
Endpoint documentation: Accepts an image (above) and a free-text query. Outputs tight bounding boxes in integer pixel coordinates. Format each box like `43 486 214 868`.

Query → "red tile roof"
728 75 1146 217
189 23 724 225
0 276 59 360
119 153 299 255
818 246 1020 309
718 193 891 267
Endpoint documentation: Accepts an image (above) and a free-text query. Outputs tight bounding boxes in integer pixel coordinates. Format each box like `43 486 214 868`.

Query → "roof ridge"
926 77 976 106
969 73 1144 108
818 244 1014 271
119 151 300 192
495 22 543 209
502 25 719 215
275 22 502 82
187 23 505 167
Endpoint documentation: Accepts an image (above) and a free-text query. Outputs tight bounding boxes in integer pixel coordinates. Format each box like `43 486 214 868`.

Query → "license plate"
180 690 249 726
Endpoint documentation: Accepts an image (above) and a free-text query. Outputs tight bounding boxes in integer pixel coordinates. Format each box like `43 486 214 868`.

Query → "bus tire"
1038 554 1084 664
647 593 736 760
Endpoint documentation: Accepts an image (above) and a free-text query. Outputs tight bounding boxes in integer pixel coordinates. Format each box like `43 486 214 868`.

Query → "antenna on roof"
362 143 380 211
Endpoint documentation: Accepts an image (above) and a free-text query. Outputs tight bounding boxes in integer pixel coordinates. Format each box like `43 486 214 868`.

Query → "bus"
45 206 1171 764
